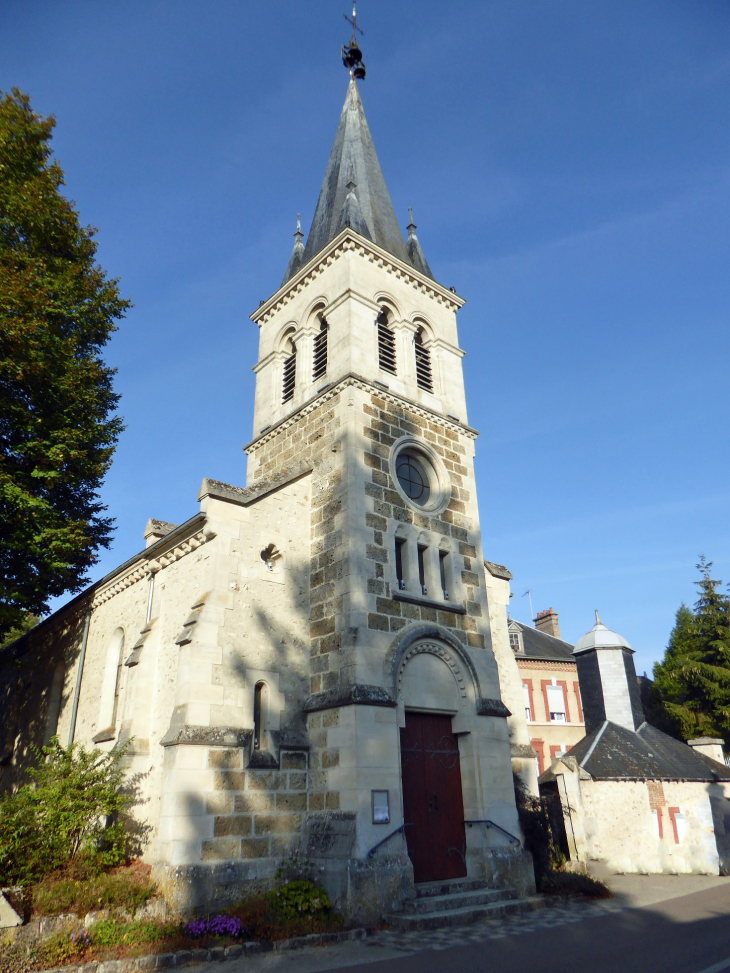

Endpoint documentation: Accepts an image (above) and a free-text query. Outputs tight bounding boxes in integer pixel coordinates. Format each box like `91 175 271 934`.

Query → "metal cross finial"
344 1 364 38
342 1 366 79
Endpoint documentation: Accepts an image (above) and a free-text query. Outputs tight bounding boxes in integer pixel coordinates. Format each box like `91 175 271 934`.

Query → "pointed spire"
595 609 602 626
297 81 410 273
405 207 434 279
281 81 437 285
282 213 306 285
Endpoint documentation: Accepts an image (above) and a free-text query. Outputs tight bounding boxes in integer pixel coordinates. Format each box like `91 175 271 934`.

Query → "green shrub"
0 737 138 885
540 870 611 898
266 880 333 919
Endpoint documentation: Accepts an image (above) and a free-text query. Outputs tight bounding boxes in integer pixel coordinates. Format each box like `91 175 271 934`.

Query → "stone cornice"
250 229 465 328
244 373 478 455
91 514 215 610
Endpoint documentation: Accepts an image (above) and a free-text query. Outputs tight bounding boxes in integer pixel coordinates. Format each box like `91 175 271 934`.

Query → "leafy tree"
651 558 730 743
0 88 130 639
0 610 39 649
0 737 134 885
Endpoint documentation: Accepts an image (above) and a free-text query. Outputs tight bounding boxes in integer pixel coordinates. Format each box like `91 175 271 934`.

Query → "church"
0 38 540 923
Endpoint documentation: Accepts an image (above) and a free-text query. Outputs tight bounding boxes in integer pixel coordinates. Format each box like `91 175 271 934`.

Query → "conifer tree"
0 88 130 638
651 557 730 743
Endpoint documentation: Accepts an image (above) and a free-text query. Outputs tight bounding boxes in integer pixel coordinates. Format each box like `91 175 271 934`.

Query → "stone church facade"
0 79 537 921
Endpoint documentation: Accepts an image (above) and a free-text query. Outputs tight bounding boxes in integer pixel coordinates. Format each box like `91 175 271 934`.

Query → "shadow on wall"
0 608 86 793
708 780 730 876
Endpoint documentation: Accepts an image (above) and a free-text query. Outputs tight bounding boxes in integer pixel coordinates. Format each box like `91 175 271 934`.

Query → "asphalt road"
317 883 730 973
201 881 730 973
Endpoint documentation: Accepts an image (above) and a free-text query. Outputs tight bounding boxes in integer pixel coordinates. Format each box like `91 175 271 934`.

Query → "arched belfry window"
281 332 297 403
377 308 397 375
313 316 328 381
414 328 433 392
253 681 269 751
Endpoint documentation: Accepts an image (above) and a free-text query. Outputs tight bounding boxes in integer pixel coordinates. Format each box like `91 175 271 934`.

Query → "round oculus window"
395 451 431 506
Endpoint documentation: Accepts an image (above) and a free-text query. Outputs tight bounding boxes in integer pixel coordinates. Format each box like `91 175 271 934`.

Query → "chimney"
687 738 726 766
535 607 561 639
573 612 645 734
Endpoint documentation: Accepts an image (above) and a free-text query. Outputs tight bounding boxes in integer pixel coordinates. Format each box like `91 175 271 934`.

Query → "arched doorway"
398 644 468 883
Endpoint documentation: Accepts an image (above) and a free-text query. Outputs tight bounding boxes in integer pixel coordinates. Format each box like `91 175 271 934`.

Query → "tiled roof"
562 720 730 782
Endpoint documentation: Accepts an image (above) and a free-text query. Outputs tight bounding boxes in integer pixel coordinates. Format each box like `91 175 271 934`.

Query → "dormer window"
377 308 396 375
414 328 433 392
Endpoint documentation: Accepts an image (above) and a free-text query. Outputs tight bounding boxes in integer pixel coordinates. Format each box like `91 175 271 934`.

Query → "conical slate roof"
573 611 632 655
284 80 433 284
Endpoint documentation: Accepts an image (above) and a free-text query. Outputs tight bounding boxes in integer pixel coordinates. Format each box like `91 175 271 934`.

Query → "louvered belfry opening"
282 344 296 403
415 329 433 392
377 308 397 375
313 317 328 381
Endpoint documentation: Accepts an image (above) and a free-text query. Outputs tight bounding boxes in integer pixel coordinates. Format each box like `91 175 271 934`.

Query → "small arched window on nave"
253 681 269 751
414 328 433 392
94 628 124 742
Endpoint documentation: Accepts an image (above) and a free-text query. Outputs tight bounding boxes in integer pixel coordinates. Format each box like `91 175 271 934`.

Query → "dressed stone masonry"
0 78 534 921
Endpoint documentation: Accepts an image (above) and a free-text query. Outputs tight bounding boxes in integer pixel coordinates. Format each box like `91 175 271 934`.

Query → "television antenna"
522 589 534 622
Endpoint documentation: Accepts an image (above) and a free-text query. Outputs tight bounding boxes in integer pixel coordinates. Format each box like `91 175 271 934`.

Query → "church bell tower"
243 18 533 910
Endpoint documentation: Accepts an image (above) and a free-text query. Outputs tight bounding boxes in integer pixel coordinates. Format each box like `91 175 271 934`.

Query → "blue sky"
2 1 729 676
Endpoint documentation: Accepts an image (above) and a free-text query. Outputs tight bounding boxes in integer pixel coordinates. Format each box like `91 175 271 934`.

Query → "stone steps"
388 879 544 932
403 887 514 914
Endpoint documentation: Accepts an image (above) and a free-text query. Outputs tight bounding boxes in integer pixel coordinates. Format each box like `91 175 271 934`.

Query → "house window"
253 681 269 751
652 808 664 839
282 346 296 403
377 309 397 374
547 684 566 722
509 631 521 654
668 807 685 844
414 329 433 392
313 318 328 380
523 682 532 722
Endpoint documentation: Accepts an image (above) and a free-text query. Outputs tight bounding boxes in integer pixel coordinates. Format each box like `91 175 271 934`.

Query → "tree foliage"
0 88 130 638
651 557 730 743
0 737 135 885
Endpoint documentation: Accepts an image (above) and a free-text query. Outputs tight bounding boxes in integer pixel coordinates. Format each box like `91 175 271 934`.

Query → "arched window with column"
279 328 297 404
377 307 397 375
414 327 433 392
312 315 328 380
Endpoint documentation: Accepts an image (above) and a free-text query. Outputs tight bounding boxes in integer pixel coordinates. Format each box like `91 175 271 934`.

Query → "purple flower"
184 914 243 939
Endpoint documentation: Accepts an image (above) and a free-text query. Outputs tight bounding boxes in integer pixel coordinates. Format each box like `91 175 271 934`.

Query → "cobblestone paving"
362 899 613 954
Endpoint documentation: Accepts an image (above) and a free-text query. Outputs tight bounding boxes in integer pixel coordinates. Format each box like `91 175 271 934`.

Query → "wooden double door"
400 712 467 883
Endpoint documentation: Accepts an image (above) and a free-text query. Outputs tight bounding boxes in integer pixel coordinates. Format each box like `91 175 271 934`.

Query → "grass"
31 859 157 917
0 881 344 972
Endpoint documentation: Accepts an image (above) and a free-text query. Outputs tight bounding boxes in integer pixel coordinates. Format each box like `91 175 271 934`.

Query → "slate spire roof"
283 79 434 284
